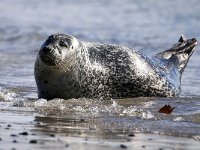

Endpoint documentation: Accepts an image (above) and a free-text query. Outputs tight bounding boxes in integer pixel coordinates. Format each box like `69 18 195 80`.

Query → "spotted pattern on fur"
34 34 197 100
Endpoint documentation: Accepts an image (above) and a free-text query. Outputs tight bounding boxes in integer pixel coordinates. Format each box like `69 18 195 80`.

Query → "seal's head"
39 34 80 67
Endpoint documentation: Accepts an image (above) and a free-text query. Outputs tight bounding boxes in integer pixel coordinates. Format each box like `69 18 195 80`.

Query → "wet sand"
0 108 200 150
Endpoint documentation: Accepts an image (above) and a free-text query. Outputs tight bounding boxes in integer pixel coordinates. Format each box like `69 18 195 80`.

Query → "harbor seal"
34 34 197 100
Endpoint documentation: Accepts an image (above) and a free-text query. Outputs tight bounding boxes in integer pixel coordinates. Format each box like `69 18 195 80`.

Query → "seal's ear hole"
71 46 74 49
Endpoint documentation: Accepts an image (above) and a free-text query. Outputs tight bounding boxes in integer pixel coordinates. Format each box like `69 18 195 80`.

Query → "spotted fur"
34 34 197 100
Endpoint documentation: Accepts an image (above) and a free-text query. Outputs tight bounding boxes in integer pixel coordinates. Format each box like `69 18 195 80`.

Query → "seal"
34 34 197 100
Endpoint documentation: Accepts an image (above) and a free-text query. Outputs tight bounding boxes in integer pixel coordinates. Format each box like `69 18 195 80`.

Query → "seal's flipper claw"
178 35 187 43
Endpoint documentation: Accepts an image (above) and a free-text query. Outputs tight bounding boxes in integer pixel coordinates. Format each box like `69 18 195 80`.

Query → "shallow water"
1 0 200 149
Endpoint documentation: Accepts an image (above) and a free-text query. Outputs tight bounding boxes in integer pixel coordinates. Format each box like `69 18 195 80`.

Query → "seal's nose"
42 47 51 54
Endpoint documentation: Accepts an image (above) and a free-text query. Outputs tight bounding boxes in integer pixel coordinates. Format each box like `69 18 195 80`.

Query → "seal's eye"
59 39 68 48
71 46 74 49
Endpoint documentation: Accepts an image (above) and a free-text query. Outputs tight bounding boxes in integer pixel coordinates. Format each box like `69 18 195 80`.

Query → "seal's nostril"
43 47 51 54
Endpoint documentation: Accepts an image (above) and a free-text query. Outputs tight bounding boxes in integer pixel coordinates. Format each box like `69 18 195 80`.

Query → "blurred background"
0 0 200 96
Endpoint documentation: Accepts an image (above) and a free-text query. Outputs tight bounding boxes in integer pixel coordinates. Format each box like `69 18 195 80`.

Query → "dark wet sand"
0 110 200 150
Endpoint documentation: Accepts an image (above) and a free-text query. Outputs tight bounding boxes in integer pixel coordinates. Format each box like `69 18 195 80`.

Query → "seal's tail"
156 35 197 74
